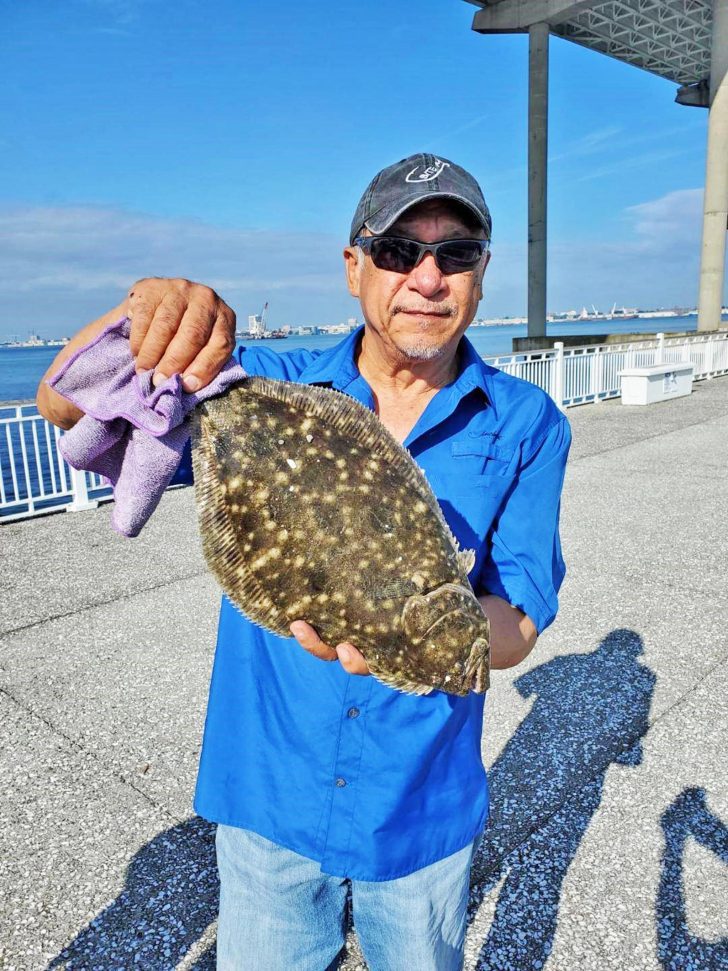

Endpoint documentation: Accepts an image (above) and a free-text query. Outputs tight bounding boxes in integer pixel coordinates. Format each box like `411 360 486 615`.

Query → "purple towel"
48 317 246 537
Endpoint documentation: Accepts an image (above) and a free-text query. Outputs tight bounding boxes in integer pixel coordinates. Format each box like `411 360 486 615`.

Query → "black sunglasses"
354 234 489 275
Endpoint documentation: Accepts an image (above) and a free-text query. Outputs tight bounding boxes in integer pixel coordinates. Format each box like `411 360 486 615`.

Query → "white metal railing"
0 404 110 523
484 330 728 409
1 331 727 522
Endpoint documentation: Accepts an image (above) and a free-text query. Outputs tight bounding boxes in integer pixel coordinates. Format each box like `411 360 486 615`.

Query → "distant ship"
557 304 638 321
637 309 679 319
0 332 69 348
608 304 638 320
235 329 288 340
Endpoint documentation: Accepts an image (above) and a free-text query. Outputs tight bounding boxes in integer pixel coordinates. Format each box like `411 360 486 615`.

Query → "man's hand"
289 621 370 676
128 277 237 392
37 277 238 429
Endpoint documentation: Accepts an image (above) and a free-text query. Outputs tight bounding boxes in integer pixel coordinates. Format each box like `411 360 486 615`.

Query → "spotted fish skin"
190 377 490 697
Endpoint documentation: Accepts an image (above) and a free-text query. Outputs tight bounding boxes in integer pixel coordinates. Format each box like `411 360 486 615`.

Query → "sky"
0 0 722 338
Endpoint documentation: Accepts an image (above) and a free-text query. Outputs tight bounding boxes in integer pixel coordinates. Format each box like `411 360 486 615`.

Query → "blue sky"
0 0 720 337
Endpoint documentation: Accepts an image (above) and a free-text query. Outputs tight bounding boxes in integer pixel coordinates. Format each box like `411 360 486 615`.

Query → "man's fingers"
290 622 371 676
290 621 337 661
336 643 370 676
134 289 189 374
152 290 223 385
180 309 237 392
128 291 161 359
125 279 235 386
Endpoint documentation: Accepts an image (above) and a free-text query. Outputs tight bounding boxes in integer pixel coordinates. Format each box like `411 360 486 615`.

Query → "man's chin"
394 338 451 362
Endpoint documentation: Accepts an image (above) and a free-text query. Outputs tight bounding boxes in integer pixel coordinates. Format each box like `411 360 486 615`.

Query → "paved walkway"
1 378 727 970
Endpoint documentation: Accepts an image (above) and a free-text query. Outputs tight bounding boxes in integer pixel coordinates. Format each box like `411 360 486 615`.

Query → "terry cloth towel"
48 317 246 537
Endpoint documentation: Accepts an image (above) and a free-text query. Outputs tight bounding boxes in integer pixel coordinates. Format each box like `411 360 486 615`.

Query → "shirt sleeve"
234 342 322 381
476 415 572 634
169 436 194 486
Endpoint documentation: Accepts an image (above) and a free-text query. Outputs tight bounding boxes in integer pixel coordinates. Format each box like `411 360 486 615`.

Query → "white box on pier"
618 362 694 406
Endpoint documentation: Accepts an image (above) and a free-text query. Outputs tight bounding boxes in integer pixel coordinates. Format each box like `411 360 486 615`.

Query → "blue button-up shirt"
188 326 571 881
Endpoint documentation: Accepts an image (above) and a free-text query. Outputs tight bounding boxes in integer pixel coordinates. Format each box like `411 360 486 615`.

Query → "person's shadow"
49 629 656 970
46 816 218 970
467 628 655 969
656 787 728 970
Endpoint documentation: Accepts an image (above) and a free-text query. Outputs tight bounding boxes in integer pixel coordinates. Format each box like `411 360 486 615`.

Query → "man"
38 154 571 970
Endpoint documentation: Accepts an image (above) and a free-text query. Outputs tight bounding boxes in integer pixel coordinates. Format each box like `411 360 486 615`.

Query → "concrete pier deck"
1 378 727 971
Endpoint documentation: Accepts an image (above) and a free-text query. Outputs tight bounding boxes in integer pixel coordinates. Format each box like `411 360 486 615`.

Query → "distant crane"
247 301 269 338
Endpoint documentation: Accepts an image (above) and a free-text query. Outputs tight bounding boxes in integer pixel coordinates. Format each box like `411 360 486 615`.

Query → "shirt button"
335 777 347 788
347 707 360 719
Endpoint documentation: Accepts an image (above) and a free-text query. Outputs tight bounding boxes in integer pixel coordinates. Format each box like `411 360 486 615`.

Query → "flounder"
190 377 490 696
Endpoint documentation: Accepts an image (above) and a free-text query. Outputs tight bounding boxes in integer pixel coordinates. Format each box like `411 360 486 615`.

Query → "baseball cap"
349 153 492 245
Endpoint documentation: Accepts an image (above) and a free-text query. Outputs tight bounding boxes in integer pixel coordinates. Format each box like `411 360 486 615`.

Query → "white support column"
697 0 728 332
528 22 549 339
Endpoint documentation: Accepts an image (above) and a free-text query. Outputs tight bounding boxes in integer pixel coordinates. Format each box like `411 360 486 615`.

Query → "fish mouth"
418 610 490 695
462 637 490 694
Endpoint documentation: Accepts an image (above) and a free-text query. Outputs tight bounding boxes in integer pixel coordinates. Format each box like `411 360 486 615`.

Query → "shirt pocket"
431 444 518 572
450 437 516 477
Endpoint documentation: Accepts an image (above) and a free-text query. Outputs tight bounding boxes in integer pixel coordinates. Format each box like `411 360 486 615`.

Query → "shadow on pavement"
656 787 728 971
468 628 655 970
48 629 661 970
47 816 217 970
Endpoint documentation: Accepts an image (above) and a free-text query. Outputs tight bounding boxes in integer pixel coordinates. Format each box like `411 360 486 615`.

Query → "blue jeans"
216 825 478 970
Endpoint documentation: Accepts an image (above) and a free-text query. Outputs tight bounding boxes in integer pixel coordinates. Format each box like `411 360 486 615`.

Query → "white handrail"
1 331 727 522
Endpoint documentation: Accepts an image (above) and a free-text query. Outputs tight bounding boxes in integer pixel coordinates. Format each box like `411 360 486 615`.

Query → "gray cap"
349 153 492 245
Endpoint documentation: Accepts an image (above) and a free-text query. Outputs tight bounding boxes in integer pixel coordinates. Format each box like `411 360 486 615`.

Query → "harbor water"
0 315 705 405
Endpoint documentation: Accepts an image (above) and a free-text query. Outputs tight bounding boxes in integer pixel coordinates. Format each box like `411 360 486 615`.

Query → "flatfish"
190 377 490 696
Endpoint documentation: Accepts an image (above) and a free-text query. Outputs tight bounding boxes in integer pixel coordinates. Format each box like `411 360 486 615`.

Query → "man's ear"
344 246 361 298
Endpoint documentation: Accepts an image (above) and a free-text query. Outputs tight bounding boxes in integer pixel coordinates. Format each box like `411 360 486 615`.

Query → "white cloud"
0 205 352 337
547 187 716 311
484 187 721 315
0 189 723 338
549 125 623 163
625 187 704 245
576 146 696 183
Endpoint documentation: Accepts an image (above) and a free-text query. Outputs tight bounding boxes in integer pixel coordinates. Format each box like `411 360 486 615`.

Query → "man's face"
344 199 490 364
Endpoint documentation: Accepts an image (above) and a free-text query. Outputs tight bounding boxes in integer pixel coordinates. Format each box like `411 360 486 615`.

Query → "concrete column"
528 22 549 338
697 0 728 332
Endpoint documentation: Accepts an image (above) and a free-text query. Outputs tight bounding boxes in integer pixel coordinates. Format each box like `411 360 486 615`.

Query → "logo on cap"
405 158 450 183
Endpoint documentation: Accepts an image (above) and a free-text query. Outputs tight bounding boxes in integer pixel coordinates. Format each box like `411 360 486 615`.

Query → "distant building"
248 313 265 337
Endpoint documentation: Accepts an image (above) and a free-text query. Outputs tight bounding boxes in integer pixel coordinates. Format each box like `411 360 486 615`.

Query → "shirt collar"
453 332 496 417
299 324 492 403
297 326 365 391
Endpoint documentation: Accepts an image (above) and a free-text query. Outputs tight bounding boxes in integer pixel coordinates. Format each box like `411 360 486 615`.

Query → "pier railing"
0 403 111 523
486 330 728 408
2 331 727 522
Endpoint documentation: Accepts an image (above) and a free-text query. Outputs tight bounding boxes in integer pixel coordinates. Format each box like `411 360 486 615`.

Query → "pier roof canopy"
468 0 712 86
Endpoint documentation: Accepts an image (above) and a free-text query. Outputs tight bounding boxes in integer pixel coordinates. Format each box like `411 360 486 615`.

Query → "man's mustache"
391 305 457 317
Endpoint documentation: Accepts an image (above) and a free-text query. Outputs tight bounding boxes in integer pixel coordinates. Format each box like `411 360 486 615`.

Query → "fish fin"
191 410 292 638
237 376 461 548
367 663 435 697
457 548 476 576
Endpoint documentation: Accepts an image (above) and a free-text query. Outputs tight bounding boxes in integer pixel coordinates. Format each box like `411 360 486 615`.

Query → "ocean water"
0 316 702 404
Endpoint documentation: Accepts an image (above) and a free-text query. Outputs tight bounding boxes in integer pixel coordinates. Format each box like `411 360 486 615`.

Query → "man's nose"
407 252 445 297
